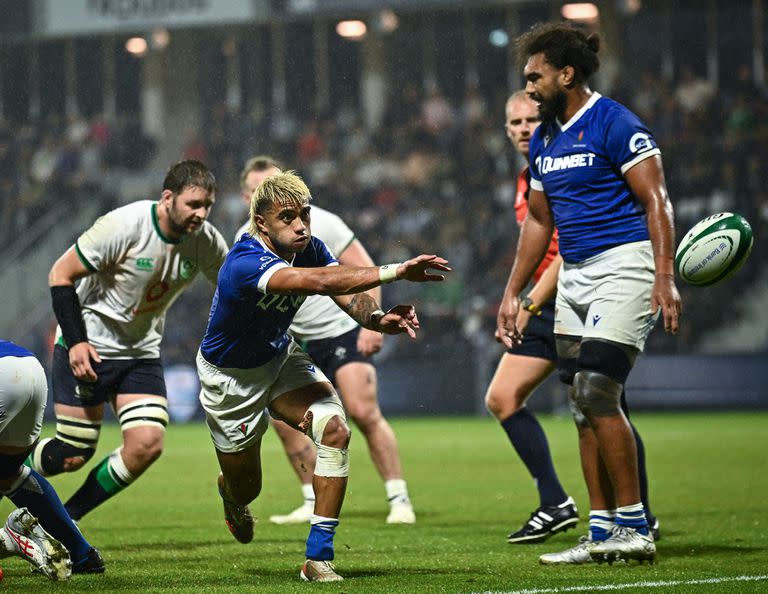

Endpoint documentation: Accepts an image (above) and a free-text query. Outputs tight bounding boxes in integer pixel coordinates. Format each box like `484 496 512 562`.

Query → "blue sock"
501 408 568 507
589 510 615 542
616 503 649 535
4 467 92 563
305 515 339 561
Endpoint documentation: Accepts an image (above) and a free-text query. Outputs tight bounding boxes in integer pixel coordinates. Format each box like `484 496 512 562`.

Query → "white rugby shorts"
555 240 660 350
196 341 331 453
0 355 47 447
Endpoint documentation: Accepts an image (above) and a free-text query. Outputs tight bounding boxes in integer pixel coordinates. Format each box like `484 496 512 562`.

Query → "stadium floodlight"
378 10 399 34
489 29 509 48
561 3 600 22
125 37 148 57
336 20 367 40
152 29 170 50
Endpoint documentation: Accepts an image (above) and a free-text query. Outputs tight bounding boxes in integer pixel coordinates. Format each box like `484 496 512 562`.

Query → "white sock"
385 479 410 506
302 483 315 505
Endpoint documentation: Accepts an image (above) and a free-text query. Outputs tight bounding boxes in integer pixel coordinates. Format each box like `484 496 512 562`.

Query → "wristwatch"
520 297 542 316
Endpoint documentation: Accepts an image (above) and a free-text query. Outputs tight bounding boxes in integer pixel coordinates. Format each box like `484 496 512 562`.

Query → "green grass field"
1 413 767 593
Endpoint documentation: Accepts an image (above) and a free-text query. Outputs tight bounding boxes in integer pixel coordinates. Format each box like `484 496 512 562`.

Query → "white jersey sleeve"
289 206 359 342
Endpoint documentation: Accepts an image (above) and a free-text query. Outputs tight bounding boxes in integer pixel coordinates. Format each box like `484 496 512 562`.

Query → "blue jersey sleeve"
528 128 545 191
603 107 660 175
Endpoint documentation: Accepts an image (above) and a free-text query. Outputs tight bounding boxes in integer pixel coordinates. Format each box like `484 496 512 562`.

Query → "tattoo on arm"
345 294 379 328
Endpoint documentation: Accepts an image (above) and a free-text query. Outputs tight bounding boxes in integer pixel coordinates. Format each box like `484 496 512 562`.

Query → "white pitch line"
474 574 768 594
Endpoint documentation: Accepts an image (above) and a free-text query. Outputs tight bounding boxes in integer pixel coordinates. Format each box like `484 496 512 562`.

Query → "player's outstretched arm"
333 292 421 339
266 255 450 296
49 247 101 382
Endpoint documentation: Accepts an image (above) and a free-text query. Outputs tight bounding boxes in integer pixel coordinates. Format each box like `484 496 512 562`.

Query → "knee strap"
117 397 169 432
302 396 349 478
573 370 623 417
31 435 98 476
302 396 347 444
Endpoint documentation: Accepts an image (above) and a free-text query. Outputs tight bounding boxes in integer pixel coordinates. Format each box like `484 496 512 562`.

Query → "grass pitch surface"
1 412 766 592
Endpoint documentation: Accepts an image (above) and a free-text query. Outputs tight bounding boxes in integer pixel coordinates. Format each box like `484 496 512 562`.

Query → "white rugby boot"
300 559 343 582
386 501 416 524
1 508 72 580
589 526 656 564
270 501 314 525
539 535 595 565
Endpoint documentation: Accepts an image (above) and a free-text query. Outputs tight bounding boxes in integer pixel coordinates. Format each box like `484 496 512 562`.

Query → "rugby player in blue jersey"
0 340 102 579
499 23 681 565
196 170 449 582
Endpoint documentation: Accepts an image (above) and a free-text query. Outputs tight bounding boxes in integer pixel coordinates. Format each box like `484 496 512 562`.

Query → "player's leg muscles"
29 403 103 476
216 438 264 504
485 353 556 419
573 339 641 507
272 418 316 481
336 361 401 480
271 383 350 519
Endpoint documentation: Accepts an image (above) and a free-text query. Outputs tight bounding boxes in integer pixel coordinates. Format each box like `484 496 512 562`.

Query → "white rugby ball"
675 212 753 287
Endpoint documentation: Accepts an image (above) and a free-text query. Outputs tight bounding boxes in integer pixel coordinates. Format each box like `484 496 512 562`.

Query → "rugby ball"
675 212 753 287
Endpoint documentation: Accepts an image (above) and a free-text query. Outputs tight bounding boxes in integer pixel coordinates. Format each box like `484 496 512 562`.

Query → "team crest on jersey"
179 258 196 280
136 258 154 271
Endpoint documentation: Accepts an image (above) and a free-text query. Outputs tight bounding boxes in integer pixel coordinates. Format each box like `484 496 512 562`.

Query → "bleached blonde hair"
248 170 312 236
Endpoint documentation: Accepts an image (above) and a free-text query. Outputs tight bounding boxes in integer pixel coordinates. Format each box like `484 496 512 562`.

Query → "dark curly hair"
516 22 601 84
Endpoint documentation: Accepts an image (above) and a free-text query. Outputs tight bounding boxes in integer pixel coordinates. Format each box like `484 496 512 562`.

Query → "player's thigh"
334 361 380 421
486 353 556 416
269 382 338 429
0 356 48 449
581 243 659 350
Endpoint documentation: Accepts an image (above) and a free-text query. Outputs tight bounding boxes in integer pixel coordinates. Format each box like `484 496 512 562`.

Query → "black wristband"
50 285 88 347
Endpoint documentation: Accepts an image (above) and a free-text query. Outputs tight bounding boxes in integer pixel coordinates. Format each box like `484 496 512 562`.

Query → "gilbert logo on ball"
675 212 753 287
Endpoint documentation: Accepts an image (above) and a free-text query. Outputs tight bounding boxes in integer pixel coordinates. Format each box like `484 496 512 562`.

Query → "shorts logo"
238 423 248 436
334 346 347 360
179 258 197 280
75 383 95 400
306 364 316 373
592 314 602 326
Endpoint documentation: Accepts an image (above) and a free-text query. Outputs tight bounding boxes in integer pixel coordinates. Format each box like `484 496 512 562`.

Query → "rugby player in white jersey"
499 23 681 565
235 156 415 526
198 170 448 582
28 160 228 523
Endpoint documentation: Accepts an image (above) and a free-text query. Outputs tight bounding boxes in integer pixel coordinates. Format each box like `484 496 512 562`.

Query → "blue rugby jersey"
0 340 34 358
529 93 661 264
200 234 338 369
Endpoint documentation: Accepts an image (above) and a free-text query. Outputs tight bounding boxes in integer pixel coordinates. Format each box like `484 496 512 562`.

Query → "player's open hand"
377 305 420 339
496 295 523 350
397 255 450 282
651 273 682 334
68 341 101 383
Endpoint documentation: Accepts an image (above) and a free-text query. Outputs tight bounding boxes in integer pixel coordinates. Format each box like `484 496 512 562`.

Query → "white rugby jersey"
235 205 358 342
58 200 228 359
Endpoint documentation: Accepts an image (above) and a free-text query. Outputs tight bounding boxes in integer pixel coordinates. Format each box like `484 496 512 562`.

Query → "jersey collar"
557 92 602 132
151 203 181 244
256 233 296 265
